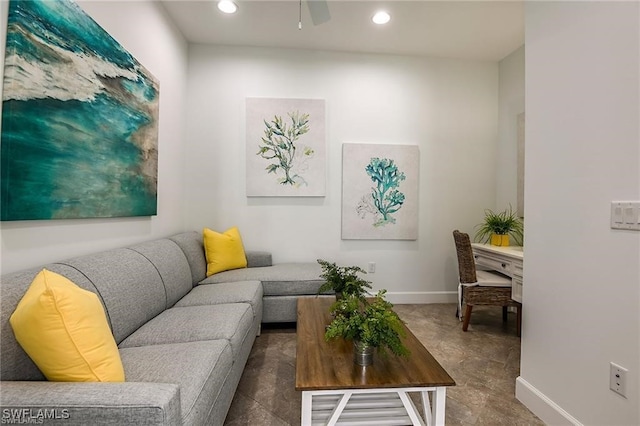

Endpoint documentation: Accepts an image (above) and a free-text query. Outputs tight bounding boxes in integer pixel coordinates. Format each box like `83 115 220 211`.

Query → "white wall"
0 1 189 274
185 45 500 301
497 45 525 211
517 2 639 425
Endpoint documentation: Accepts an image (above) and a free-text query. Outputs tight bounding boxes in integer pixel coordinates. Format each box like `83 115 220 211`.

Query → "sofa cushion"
1 264 102 381
10 269 124 382
169 231 207 285
120 340 232 425
201 263 326 296
245 251 272 268
175 281 263 320
203 227 247 276
118 304 254 359
59 248 166 344
128 239 193 308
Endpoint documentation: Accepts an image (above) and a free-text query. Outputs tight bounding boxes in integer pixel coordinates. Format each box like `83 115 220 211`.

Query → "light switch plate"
611 201 640 230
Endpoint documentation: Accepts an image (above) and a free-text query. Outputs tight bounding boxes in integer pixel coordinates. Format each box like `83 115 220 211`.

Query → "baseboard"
382 291 458 304
516 376 583 426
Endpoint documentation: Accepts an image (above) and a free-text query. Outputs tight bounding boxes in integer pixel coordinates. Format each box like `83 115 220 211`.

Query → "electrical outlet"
367 262 376 274
610 362 628 398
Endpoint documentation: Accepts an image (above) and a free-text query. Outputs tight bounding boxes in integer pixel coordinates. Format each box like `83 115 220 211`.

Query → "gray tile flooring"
224 303 544 425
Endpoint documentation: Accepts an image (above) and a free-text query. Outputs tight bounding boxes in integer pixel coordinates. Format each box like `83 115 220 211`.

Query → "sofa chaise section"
169 231 328 323
204 263 327 323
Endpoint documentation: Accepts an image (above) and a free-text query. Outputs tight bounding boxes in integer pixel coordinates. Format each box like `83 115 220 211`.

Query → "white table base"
301 386 447 426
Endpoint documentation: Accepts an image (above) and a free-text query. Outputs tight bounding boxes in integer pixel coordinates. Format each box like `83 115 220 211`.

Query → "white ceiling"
161 0 525 61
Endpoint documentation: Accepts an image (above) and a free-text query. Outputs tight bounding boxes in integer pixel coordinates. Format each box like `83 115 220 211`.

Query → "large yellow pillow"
203 226 248 276
9 269 125 382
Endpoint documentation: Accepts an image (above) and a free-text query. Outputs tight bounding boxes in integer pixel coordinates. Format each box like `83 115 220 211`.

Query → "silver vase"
353 340 374 366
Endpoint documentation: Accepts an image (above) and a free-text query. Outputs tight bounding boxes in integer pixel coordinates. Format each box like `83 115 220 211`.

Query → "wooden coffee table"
295 298 455 426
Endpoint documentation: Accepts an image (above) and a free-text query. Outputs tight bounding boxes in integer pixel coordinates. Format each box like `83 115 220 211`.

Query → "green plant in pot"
474 206 523 246
325 290 410 366
316 259 372 299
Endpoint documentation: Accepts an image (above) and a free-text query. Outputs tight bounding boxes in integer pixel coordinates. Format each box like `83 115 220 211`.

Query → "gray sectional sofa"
0 231 325 425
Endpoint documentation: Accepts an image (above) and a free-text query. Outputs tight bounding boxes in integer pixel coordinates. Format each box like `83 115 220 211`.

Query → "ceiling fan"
299 0 331 29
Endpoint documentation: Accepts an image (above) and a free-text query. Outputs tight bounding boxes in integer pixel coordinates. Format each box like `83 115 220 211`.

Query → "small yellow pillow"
203 226 248 276
9 269 125 382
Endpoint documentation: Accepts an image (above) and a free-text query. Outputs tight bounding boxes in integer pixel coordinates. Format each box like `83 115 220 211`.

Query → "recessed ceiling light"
217 0 238 14
372 11 391 25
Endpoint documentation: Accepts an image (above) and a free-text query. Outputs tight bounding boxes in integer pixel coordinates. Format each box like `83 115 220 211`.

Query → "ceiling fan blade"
307 0 331 26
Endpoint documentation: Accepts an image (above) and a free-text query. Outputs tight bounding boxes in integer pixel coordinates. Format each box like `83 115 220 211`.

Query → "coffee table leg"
431 387 447 426
301 391 312 426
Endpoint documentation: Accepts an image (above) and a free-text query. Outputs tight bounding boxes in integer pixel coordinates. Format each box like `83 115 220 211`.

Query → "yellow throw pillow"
203 226 248 276
9 269 125 382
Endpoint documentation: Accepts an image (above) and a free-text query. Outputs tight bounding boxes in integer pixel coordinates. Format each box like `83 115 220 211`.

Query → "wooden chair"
453 230 522 337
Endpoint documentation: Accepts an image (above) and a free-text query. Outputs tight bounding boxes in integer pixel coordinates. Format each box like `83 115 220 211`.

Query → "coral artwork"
246 98 325 197
342 144 419 240
357 157 406 227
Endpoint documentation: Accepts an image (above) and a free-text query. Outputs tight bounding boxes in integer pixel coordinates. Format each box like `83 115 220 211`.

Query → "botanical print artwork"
258 111 312 187
246 98 325 197
1 0 159 221
342 144 419 240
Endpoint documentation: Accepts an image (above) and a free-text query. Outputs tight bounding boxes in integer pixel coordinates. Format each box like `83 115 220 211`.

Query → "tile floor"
224 303 544 425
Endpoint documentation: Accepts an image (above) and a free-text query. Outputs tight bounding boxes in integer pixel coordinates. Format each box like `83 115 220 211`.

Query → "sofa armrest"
245 251 272 268
0 381 181 425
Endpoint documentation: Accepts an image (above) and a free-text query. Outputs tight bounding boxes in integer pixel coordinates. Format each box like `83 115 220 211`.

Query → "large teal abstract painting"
1 0 159 221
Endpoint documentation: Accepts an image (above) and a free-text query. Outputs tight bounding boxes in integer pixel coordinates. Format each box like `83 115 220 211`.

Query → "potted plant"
474 205 523 246
324 290 410 366
316 259 372 299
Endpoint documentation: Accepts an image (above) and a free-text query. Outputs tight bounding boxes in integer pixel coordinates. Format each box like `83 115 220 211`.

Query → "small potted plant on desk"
474 205 524 247
325 290 410 366
316 259 372 300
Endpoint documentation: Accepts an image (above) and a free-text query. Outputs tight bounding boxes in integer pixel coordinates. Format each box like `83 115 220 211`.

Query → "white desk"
471 244 524 303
